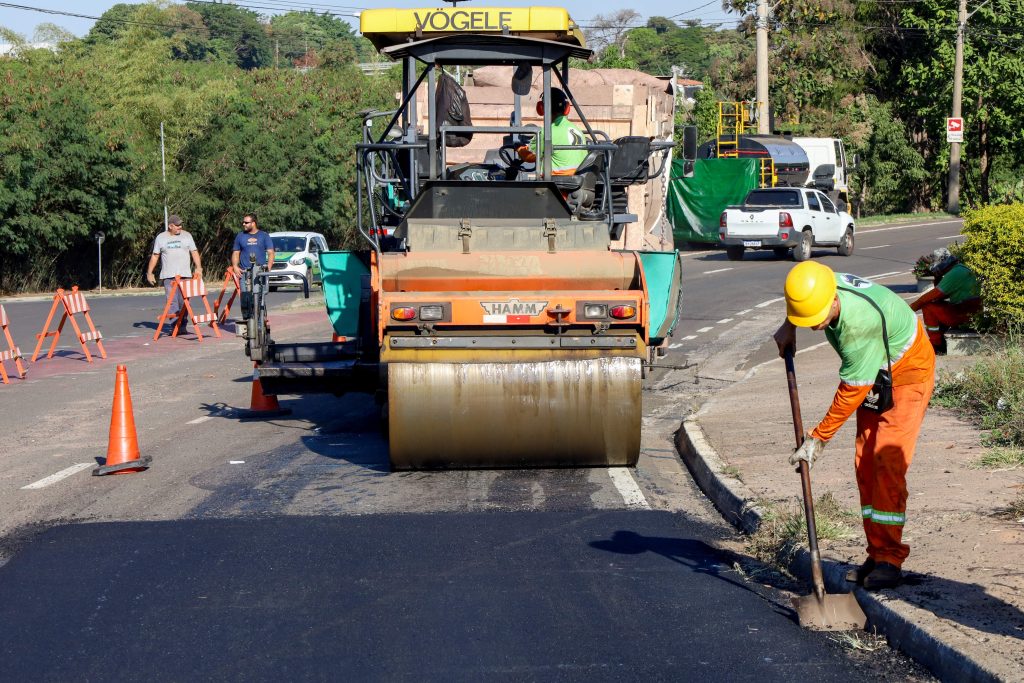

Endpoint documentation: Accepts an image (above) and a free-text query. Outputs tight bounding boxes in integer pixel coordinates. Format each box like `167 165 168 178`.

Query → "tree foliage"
0 14 397 293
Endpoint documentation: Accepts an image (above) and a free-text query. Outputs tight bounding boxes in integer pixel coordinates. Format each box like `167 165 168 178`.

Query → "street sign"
946 117 964 143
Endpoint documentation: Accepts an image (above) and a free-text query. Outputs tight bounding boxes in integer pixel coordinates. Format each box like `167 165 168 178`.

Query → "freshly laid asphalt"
0 511 876 682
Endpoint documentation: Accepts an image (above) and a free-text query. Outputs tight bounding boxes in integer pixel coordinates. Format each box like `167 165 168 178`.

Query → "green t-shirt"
937 263 981 304
529 116 587 172
824 273 919 386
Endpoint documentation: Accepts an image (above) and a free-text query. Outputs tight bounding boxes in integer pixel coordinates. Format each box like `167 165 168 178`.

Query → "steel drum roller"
388 356 641 469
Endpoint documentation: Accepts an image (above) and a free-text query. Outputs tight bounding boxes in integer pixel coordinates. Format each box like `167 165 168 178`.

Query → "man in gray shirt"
146 215 203 332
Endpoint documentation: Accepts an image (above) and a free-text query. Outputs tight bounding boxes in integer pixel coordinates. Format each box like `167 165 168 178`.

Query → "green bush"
959 204 1024 330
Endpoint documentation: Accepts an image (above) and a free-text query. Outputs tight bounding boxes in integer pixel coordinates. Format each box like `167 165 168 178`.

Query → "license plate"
743 240 761 247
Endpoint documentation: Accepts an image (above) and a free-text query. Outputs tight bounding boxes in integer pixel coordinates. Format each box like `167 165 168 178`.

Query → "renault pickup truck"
719 187 855 261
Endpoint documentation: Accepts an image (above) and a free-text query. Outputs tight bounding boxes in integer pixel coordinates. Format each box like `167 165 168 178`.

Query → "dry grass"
747 492 858 565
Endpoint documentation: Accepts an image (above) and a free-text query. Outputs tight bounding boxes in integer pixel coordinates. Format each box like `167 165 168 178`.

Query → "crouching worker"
774 262 935 590
516 88 587 175
910 248 981 353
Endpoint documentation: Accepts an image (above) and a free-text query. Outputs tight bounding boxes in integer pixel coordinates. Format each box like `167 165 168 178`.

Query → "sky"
0 0 740 41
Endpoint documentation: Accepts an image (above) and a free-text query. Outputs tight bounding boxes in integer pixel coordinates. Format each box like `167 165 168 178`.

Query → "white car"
268 231 329 291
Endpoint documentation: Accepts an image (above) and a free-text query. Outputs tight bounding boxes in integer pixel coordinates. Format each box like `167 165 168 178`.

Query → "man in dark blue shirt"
231 213 275 275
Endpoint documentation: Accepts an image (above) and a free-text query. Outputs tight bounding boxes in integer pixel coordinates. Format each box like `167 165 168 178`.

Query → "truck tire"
837 227 854 256
773 247 790 259
792 230 813 262
726 245 745 261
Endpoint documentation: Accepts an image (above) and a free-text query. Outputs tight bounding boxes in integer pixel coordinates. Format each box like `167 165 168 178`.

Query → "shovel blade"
792 592 867 631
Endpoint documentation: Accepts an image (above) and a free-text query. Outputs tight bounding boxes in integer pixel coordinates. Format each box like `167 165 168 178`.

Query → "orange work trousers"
922 298 981 348
853 373 934 567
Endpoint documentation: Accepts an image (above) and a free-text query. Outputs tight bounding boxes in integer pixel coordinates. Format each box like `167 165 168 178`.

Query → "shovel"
784 347 867 631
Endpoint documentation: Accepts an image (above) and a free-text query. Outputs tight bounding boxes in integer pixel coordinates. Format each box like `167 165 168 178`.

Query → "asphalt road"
0 218 956 680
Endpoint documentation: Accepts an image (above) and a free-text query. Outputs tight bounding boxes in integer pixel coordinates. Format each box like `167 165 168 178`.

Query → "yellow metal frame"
716 101 760 159
360 6 585 50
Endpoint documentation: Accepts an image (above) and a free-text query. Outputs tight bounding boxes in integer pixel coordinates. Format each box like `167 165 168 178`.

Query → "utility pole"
160 121 168 232
755 0 770 134
946 0 967 214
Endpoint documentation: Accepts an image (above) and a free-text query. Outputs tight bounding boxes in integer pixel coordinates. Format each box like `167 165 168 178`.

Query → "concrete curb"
676 416 1003 683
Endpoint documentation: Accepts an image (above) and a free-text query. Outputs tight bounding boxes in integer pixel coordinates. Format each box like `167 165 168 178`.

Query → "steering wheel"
498 143 535 175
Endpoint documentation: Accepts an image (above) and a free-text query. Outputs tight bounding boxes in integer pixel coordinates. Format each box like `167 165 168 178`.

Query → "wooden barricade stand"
0 304 26 383
154 276 221 341
31 286 106 363
213 268 241 324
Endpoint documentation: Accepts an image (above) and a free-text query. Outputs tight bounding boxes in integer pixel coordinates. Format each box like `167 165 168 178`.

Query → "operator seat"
549 150 605 217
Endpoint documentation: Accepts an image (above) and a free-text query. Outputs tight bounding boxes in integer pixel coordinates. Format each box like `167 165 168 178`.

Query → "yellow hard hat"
785 262 837 327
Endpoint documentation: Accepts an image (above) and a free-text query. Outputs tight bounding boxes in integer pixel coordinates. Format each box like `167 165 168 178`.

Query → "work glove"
789 435 826 470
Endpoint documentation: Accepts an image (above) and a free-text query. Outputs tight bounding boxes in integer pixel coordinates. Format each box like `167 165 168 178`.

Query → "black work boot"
845 558 876 585
862 562 902 590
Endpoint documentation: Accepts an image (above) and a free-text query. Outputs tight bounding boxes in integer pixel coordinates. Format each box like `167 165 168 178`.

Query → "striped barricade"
154 276 221 342
0 304 26 383
31 286 106 363
213 268 241 324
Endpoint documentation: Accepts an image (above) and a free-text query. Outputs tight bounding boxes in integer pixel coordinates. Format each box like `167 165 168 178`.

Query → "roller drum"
388 357 641 469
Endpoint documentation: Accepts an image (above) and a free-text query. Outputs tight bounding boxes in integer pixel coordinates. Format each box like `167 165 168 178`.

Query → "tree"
186 2 271 70
585 10 641 59
84 4 141 44
269 11 359 68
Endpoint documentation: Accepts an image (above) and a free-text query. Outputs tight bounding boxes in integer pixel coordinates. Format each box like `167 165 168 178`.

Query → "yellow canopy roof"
360 6 585 52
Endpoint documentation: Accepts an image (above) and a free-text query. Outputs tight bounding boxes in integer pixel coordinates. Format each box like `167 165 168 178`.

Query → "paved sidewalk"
679 340 1024 682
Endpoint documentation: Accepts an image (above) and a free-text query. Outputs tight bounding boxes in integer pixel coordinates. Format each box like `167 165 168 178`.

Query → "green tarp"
667 158 760 244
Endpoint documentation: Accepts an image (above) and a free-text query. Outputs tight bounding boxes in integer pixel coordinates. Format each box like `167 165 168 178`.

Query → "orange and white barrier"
212 268 241 324
31 286 106 363
0 305 26 383
154 275 221 341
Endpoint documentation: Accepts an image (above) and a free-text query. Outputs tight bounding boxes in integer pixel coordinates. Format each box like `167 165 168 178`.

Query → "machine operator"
516 88 587 175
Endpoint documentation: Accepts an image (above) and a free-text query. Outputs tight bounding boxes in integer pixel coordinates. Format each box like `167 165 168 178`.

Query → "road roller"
240 5 683 469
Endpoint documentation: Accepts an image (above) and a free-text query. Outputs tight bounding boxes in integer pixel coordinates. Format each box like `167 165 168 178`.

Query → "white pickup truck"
719 187 855 261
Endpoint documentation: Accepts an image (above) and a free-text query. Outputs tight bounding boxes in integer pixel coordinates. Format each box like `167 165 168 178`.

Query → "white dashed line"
858 220 961 234
696 326 714 333
717 318 733 324
22 463 93 490
736 309 752 315
865 271 901 280
936 235 962 240
682 335 697 341
608 467 650 509
187 416 213 425
861 245 889 250
702 267 734 275
668 343 683 349
755 297 784 308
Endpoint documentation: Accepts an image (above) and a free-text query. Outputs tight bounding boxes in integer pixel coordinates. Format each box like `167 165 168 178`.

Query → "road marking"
187 416 213 425
668 343 682 349
755 297 784 308
865 271 901 280
717 318 733 324
858 219 961 234
682 335 697 341
936 235 962 240
736 309 752 315
229 460 245 465
22 463 93 490
702 267 733 275
861 244 889 250
608 467 650 509
696 326 713 333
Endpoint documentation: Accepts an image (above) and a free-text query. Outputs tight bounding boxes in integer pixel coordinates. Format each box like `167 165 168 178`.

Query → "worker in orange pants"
776 262 936 590
911 248 982 352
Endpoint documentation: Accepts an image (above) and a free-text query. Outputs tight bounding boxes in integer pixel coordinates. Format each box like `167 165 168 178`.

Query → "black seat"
608 136 654 186
550 151 604 215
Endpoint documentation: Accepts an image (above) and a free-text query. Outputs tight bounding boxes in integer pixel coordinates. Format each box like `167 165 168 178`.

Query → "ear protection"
536 91 571 117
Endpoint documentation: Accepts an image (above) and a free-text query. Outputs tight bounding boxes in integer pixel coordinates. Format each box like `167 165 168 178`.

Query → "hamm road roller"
240 5 683 469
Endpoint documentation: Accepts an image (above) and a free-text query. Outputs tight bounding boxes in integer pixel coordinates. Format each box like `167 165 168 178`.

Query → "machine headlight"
289 255 306 266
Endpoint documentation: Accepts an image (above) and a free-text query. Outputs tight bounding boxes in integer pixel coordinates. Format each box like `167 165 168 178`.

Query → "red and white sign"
946 117 964 143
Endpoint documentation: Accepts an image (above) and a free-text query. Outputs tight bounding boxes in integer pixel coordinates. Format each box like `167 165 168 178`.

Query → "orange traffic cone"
238 363 291 419
94 365 151 475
